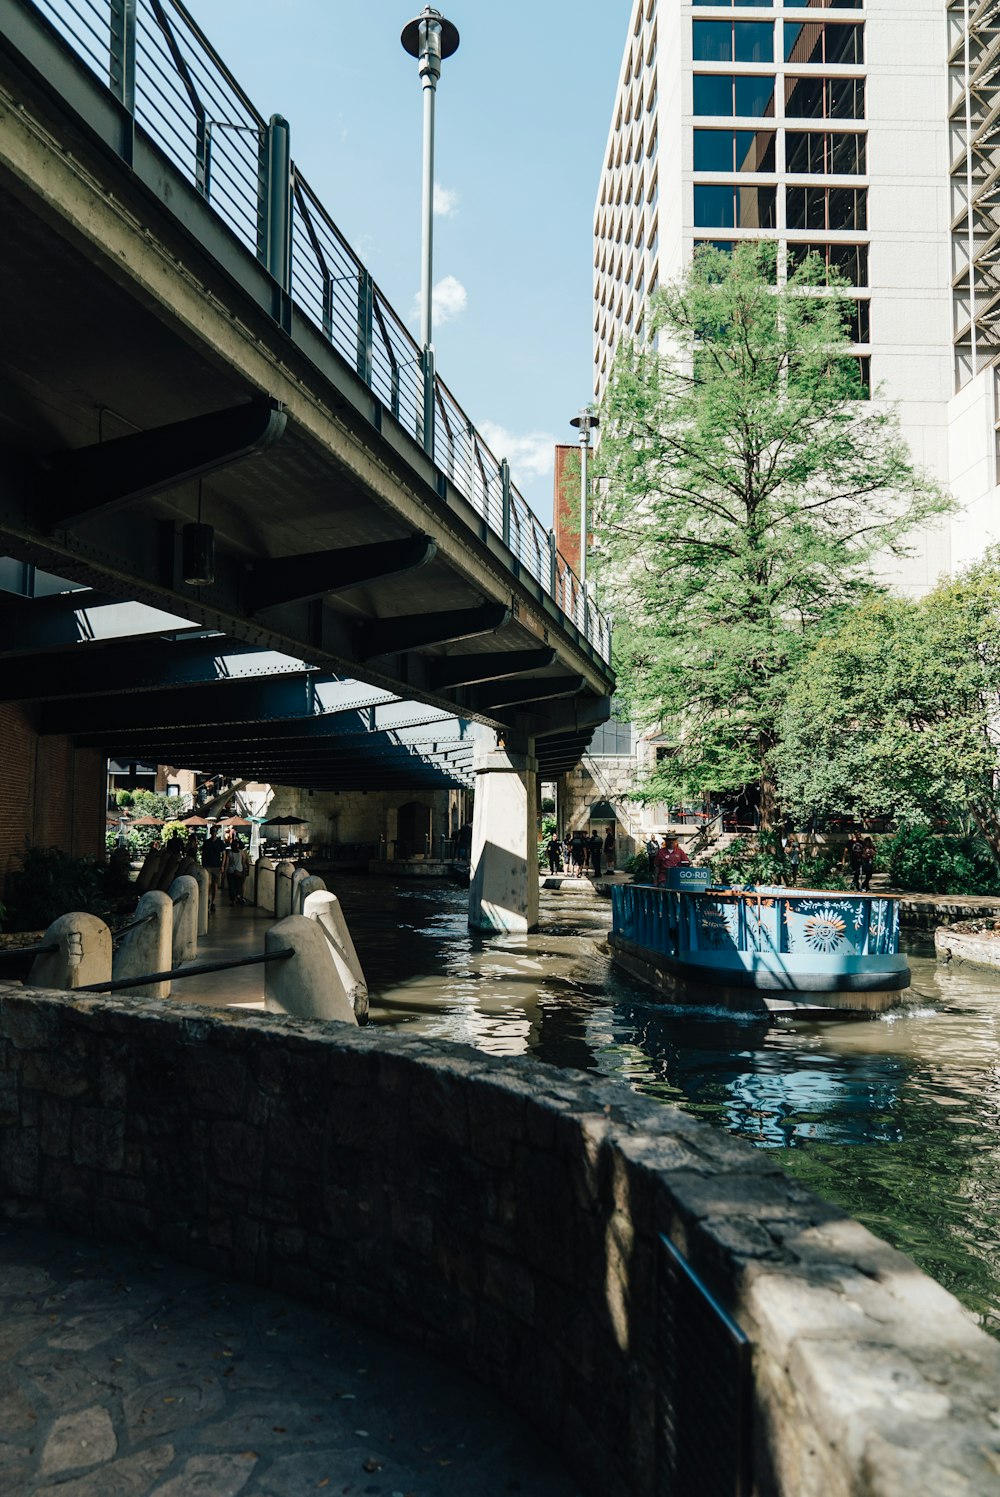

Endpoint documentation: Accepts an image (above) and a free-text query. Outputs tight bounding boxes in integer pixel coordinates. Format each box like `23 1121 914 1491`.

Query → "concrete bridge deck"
0 1223 579 1496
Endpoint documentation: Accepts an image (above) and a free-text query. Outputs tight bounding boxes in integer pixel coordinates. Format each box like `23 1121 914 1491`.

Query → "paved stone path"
0 1225 581 1496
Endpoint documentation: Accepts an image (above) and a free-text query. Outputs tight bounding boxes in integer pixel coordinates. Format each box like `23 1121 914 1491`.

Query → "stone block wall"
0 703 105 888
0 984 997 1497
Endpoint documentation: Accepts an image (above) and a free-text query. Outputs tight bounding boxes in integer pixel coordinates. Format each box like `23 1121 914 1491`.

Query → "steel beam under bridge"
0 0 613 776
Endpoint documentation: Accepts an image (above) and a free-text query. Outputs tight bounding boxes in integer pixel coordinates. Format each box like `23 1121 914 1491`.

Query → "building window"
692 20 774 64
694 239 778 282
786 185 866 230
785 74 865 119
785 130 866 174
784 20 864 64
694 184 777 229
694 128 776 173
786 0 862 7
849 299 870 343
693 0 772 6
787 240 869 284
694 74 776 117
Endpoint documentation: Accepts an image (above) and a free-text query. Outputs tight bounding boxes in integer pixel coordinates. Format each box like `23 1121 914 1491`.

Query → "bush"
885 823 1000 895
710 835 847 890
4 845 112 933
625 851 651 881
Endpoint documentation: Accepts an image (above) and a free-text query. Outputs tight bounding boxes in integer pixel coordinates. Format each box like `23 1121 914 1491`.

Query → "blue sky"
190 0 630 523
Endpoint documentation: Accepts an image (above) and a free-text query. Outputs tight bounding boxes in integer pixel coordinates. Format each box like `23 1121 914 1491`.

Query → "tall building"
593 0 1000 588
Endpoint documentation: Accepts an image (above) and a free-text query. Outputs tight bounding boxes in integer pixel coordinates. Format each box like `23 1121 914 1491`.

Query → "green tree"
775 555 1000 861
592 243 951 827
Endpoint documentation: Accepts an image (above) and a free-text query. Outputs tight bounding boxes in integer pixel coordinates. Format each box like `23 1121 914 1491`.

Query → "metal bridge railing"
28 0 612 664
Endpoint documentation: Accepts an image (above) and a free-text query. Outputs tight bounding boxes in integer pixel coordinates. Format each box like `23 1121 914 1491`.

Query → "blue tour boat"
608 872 910 1015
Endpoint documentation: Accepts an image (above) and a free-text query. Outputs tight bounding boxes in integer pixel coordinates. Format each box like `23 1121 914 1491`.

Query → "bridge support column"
468 740 538 933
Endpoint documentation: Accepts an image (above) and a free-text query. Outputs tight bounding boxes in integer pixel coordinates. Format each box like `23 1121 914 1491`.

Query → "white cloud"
477 421 557 482
434 183 459 217
411 274 468 328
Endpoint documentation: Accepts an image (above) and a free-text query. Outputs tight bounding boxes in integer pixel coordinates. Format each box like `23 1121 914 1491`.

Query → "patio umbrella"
182 815 210 826
221 816 251 827
130 815 162 826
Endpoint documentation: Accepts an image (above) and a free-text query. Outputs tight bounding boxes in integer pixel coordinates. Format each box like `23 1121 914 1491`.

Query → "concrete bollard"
302 890 368 1021
274 860 296 919
256 858 277 914
191 865 211 937
28 912 112 991
111 890 172 1000
156 842 185 893
135 846 164 894
168 875 199 964
292 870 326 914
265 915 358 1026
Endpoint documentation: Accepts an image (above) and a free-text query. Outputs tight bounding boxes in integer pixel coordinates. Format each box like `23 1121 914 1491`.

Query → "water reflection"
330 876 1000 1333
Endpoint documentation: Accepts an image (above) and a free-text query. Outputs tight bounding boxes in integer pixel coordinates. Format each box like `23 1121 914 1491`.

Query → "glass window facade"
693 20 774 63
694 74 777 117
785 130 866 174
786 241 869 284
786 185 867 229
785 75 864 118
694 128 776 172
784 21 864 64
694 184 777 229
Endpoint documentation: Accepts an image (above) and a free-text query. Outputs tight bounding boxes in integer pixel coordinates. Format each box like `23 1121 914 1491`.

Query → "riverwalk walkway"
0 1223 579 1497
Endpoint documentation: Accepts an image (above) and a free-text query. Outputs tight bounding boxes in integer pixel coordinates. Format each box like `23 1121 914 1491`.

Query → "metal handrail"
76 945 294 991
28 0 611 664
112 911 158 937
0 940 58 959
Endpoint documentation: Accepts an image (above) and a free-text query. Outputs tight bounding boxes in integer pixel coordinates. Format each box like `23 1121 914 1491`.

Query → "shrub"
885 823 1000 895
4 845 111 933
710 835 847 890
625 851 651 881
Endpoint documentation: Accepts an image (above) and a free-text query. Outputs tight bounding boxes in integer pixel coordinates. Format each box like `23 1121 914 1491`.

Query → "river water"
330 875 1000 1337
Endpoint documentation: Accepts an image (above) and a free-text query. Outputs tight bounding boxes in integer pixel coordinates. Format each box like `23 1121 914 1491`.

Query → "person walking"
603 826 616 875
860 837 876 893
225 836 249 905
201 825 224 913
846 833 864 892
787 837 801 886
546 831 562 875
589 829 603 879
570 829 585 877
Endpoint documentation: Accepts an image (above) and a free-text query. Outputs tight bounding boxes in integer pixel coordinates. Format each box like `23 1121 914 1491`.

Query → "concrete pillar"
135 846 164 894
156 842 185 892
302 889 369 1021
264 915 358 1025
191 865 211 937
274 860 296 919
168 875 199 964
111 890 173 999
293 872 326 914
28 912 112 991
469 740 539 933
256 858 277 913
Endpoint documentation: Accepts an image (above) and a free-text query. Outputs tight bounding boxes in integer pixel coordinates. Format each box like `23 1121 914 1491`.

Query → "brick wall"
0 986 997 1497
0 704 105 891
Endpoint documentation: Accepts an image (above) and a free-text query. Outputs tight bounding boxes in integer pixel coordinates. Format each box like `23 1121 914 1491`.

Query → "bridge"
0 0 614 929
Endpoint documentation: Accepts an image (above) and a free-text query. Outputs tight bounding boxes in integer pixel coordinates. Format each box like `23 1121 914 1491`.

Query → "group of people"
546 826 617 878
846 833 877 892
165 825 250 913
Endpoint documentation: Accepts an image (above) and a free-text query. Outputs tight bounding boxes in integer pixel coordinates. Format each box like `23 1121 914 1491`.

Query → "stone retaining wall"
933 925 1000 970
0 984 998 1497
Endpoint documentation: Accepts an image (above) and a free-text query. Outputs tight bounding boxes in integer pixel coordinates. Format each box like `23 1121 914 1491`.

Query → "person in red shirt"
654 836 690 885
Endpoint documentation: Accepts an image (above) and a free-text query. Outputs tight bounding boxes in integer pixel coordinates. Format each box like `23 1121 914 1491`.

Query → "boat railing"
611 885 901 962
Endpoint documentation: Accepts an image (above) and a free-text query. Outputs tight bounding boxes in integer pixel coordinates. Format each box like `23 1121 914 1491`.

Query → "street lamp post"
401 7 460 457
569 405 599 588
